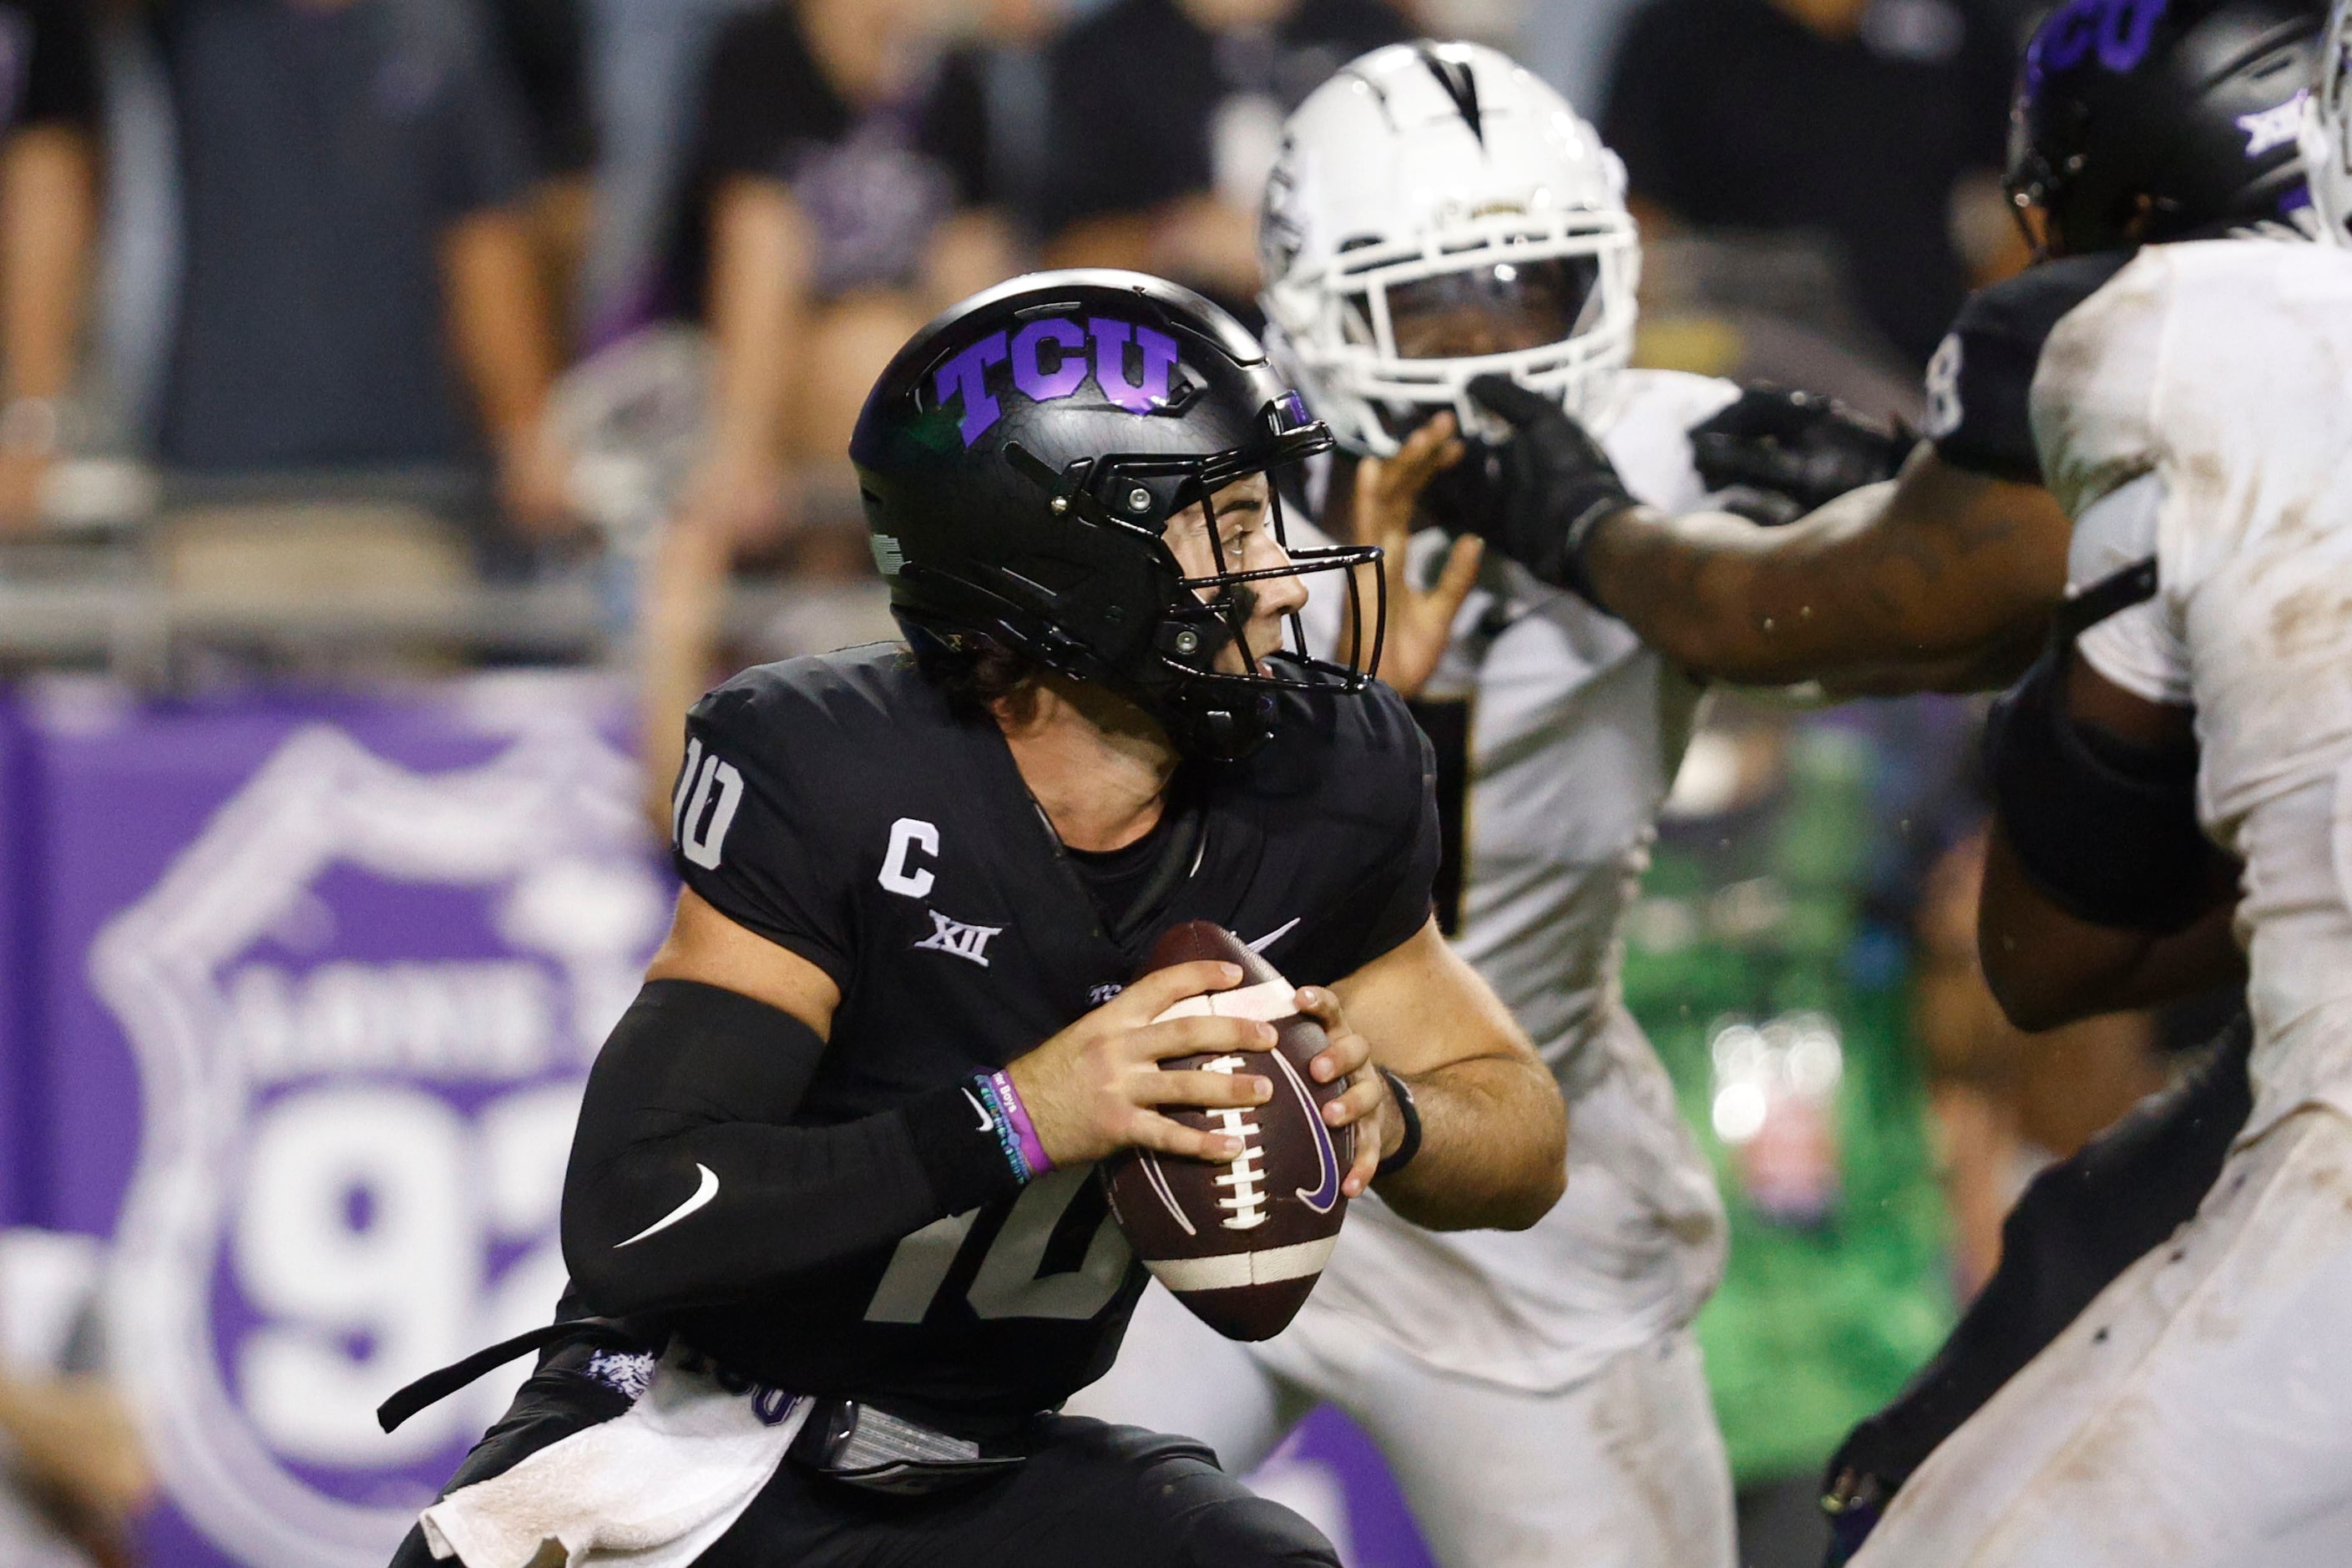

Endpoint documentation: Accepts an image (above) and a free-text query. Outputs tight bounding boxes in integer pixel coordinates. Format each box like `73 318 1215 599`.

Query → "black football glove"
1460 372 1636 608
1687 385 1914 525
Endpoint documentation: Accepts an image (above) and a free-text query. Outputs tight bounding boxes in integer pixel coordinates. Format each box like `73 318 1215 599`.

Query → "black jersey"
1920 251 2133 483
662 643 1439 1429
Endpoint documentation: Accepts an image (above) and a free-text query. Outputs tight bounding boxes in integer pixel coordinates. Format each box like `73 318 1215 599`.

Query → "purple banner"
3 673 1434 1568
16 675 664 1568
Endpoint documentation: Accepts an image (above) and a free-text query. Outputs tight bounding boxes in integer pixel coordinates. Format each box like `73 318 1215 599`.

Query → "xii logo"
914 908 1004 967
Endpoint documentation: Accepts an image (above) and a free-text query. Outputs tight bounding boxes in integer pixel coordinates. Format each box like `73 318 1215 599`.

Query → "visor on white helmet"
1272 205 1638 456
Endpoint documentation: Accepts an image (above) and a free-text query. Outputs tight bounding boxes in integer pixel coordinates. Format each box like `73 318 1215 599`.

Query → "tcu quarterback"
1071 44 1740 1566
1848 2 2352 1557
377 270 1568 1568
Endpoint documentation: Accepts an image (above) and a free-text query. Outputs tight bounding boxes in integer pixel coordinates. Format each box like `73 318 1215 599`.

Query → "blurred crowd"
0 1 2226 1566
0 0 2043 590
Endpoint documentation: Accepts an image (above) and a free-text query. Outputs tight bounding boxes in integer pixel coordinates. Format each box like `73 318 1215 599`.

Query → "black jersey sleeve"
670 672 859 989
1354 715 1442 965
1319 686 1443 977
1922 252 2133 483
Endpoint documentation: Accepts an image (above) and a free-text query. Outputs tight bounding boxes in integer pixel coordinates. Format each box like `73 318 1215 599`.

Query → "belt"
787 1398 1029 1495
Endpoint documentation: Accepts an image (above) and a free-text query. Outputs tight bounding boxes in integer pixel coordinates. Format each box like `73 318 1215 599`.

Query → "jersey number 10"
863 1166 1131 1323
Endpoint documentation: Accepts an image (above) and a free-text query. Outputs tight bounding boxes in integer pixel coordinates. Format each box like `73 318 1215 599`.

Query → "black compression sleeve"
560 980 1020 1317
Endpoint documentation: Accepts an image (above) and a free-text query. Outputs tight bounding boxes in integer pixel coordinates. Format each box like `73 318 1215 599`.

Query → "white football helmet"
2303 0 2352 245
1259 41 1639 456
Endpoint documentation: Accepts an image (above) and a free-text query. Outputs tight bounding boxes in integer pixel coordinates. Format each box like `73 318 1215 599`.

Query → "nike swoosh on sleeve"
963 1086 995 1132
615 1163 721 1248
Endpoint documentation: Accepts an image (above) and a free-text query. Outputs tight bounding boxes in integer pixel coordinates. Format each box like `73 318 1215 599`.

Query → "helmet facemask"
1269 205 1640 457
995 394 1386 761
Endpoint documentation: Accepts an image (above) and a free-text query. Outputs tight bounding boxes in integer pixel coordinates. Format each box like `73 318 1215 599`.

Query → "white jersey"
2041 237 2352 1142
1292 369 1734 1392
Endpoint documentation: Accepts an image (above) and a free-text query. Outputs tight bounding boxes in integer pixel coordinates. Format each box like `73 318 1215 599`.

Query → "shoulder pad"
1925 252 2134 484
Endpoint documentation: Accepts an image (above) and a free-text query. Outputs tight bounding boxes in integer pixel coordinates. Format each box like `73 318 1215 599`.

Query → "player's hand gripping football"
1293 984 1401 1197
1351 412 1485 700
1006 962 1281 1168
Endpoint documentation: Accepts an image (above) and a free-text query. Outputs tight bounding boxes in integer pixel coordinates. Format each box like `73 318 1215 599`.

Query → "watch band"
1373 1065 1422 1180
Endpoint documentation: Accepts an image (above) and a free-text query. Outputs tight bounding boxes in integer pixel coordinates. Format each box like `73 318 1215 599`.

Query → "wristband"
970 1070 1052 1184
986 1069 1054 1178
1373 1066 1423 1180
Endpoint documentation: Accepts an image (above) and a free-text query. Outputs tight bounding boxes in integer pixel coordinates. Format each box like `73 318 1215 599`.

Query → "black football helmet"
850 270 1382 761
2006 0 2324 257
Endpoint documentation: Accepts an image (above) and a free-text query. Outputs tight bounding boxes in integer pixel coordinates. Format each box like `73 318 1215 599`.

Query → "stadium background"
0 0 2205 1564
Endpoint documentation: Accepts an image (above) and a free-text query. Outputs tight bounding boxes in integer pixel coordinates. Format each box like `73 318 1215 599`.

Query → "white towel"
417 1343 807 1568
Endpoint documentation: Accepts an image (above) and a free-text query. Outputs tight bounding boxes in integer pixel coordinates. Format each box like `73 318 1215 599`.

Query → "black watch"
1373 1066 1422 1180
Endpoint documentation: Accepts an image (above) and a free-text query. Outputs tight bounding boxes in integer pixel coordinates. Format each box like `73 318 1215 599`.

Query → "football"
1099 920 1353 1340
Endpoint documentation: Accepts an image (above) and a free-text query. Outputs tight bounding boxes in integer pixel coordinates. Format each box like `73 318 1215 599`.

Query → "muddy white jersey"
1291 368 1735 1392
2038 237 2352 1141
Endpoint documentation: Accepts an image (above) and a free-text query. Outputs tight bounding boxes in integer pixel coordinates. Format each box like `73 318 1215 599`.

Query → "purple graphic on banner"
18 675 665 1568
1251 1408 1438 1568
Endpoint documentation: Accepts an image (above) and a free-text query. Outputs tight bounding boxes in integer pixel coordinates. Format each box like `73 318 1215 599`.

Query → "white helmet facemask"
2302 0 2352 246
1260 42 1640 457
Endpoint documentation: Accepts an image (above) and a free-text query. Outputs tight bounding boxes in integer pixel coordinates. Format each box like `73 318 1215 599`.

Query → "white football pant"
1855 1105 2352 1565
1069 1282 1737 1568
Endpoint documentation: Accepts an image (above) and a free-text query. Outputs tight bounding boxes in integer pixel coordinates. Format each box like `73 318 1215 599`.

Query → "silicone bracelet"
986 1070 1055 1177
1374 1066 1423 1179
969 1074 1032 1184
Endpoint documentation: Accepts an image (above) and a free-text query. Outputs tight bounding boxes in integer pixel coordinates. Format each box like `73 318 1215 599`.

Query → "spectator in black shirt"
666 0 1022 547
154 0 576 539
0 0 98 533
1038 0 1410 316
1603 0 2018 367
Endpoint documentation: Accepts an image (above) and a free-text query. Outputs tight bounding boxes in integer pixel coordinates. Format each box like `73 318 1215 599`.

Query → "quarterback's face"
1164 474 1306 673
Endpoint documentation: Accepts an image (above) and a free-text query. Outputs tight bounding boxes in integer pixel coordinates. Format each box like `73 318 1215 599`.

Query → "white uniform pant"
1856 1105 2352 1566
1069 1282 1736 1568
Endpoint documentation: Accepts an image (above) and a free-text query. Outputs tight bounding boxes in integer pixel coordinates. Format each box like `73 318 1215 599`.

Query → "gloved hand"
1459 373 1636 607
1687 385 1913 525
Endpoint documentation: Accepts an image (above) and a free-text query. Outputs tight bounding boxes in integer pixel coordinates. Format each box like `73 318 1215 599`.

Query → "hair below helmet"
849 270 1380 762
2303 0 2352 243
1258 41 1639 456
2007 0 2325 257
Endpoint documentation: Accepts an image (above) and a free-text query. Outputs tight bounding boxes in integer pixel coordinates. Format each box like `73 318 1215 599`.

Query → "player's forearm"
441 207 560 446
1587 455 2071 690
1375 1055 1566 1232
637 516 731 828
561 980 1017 1315
1584 490 1909 685
0 124 94 404
704 178 813 465
1978 826 2243 1031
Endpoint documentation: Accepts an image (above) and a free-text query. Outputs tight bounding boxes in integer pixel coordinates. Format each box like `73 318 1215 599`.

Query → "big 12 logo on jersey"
85 685 668 1568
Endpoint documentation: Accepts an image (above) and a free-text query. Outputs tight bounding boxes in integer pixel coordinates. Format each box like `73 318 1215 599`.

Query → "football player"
1343 6 2315 1553
1070 45 1742 1566
377 270 1569 1568
1840 4 2352 1555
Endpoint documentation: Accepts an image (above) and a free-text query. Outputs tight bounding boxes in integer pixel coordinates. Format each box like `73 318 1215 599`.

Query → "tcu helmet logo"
933 317 1182 446
90 706 668 1568
2026 0 2167 81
